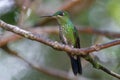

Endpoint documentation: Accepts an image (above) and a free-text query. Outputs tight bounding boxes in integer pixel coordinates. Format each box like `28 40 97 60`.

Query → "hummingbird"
41 11 82 75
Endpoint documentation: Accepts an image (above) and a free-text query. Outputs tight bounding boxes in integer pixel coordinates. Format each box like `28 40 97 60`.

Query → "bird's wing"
73 26 80 48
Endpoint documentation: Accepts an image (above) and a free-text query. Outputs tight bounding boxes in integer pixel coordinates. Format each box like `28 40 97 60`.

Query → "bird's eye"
58 12 64 16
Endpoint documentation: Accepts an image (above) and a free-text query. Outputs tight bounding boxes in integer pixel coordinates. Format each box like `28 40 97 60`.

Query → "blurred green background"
0 0 120 80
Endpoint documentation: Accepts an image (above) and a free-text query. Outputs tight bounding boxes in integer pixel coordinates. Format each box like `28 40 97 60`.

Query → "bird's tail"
69 55 82 75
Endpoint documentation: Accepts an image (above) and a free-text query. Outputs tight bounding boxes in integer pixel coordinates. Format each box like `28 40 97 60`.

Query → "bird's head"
40 11 70 21
52 11 70 22
53 11 69 18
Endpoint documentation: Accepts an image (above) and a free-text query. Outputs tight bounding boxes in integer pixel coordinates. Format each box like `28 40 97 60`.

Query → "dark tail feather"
70 55 82 75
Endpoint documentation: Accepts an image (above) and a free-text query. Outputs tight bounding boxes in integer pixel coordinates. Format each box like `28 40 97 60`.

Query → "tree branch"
78 27 120 38
1 20 120 55
0 20 120 79
30 27 120 38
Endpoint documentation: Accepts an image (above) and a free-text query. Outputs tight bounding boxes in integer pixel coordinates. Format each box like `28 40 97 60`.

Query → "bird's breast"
61 25 76 46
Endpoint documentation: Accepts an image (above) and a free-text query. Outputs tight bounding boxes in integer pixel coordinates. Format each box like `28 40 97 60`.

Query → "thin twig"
78 27 120 38
30 27 120 38
100 65 120 79
59 0 83 11
0 34 22 47
0 20 120 79
15 0 33 26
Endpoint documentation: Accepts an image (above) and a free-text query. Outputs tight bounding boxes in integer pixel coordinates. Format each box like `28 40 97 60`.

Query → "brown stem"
0 34 22 47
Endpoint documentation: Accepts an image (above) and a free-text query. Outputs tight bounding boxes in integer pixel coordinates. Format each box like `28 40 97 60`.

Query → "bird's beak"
40 15 56 18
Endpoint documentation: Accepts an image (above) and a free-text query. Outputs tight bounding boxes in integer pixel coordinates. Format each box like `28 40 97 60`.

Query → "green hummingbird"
41 11 82 75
